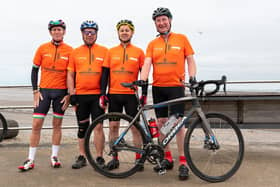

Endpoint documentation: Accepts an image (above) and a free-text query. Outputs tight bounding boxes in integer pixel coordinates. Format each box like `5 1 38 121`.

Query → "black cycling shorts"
152 86 185 118
75 95 104 122
108 94 138 118
33 88 68 119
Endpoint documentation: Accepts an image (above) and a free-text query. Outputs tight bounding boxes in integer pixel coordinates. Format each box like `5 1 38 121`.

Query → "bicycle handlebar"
187 75 227 96
121 75 227 97
121 80 148 90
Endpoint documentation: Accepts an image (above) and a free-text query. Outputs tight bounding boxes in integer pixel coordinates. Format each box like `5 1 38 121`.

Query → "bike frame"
114 90 219 151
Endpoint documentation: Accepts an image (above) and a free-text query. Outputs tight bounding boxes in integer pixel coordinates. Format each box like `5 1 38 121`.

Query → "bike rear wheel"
184 113 244 182
85 112 147 178
0 113 8 142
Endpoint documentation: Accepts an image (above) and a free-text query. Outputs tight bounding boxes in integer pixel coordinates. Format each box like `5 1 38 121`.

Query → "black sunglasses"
83 30 97 36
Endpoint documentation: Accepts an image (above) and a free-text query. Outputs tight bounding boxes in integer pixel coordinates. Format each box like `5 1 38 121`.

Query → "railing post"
237 101 244 124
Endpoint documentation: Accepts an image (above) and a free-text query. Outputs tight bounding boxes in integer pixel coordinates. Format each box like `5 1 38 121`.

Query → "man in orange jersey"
99 19 147 171
67 20 108 169
140 8 197 180
18 20 73 171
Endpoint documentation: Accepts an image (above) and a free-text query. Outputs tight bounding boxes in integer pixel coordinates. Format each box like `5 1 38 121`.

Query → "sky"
1 0 280 90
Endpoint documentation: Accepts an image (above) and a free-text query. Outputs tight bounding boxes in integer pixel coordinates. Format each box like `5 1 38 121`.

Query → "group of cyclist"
18 7 197 181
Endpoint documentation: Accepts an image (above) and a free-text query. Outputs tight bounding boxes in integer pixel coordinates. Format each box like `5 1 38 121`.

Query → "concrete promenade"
1 133 280 187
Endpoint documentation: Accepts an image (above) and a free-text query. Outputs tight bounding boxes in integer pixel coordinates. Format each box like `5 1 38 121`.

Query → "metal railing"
1 80 280 88
1 80 280 110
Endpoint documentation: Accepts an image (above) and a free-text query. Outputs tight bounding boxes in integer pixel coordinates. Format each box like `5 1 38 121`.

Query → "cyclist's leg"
152 86 173 167
51 89 67 146
75 95 91 157
169 86 186 164
169 86 189 180
152 86 169 132
124 94 142 160
106 94 122 168
108 94 122 143
30 89 51 148
90 94 105 157
20 89 51 170
19 90 51 171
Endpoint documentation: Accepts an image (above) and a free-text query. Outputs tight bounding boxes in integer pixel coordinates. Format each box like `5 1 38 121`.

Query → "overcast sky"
1 0 280 87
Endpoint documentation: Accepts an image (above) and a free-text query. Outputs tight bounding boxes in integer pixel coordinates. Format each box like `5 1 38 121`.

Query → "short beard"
83 39 96 47
119 36 131 44
120 39 131 44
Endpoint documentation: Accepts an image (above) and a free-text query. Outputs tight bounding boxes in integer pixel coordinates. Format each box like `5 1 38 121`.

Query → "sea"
1 60 279 93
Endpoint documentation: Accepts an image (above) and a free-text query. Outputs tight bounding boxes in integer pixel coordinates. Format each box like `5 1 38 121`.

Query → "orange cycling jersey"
68 44 108 95
103 44 144 94
146 32 194 87
33 42 73 89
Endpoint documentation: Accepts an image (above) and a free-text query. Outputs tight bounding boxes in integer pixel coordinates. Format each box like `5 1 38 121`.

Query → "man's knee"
94 123 103 132
77 121 89 138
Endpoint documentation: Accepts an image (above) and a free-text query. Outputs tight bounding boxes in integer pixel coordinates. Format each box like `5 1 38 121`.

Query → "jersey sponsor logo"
112 67 133 75
171 46 181 50
78 67 101 75
154 47 163 51
155 58 177 66
79 71 101 75
95 57 104 61
43 67 65 73
129 57 138 62
155 61 176 66
60 56 68 60
43 54 52 57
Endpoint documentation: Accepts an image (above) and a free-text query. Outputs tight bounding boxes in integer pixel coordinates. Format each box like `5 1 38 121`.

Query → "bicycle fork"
196 108 220 150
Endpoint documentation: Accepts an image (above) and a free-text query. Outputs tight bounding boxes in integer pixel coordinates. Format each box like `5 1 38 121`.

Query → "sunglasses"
83 30 97 36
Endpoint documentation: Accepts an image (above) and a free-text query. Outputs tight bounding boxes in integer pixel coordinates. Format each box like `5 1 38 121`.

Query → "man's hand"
189 76 198 93
33 90 43 108
189 76 197 85
99 95 108 109
61 95 70 111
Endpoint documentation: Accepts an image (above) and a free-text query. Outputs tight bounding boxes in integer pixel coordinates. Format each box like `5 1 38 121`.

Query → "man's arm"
31 65 42 107
100 67 109 95
140 57 152 81
186 55 197 78
67 71 75 95
31 65 39 91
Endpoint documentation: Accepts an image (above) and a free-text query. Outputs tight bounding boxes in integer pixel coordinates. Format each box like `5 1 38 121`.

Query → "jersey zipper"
164 36 170 62
164 38 168 55
122 45 127 64
89 46 92 65
53 45 58 68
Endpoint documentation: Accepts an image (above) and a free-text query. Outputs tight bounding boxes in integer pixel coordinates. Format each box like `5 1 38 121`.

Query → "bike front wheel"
184 113 244 182
85 112 147 178
0 113 8 142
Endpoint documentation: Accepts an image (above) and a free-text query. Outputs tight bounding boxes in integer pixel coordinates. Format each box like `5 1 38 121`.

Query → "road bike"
84 76 244 182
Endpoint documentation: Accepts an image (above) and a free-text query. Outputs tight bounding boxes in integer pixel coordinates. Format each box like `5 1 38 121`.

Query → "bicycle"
0 112 8 142
84 76 244 182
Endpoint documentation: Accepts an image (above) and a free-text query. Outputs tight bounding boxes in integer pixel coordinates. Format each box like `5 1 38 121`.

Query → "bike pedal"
158 169 166 175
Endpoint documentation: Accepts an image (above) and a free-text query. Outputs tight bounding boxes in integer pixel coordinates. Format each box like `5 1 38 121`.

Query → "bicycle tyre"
0 112 8 142
85 112 148 178
184 113 244 182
